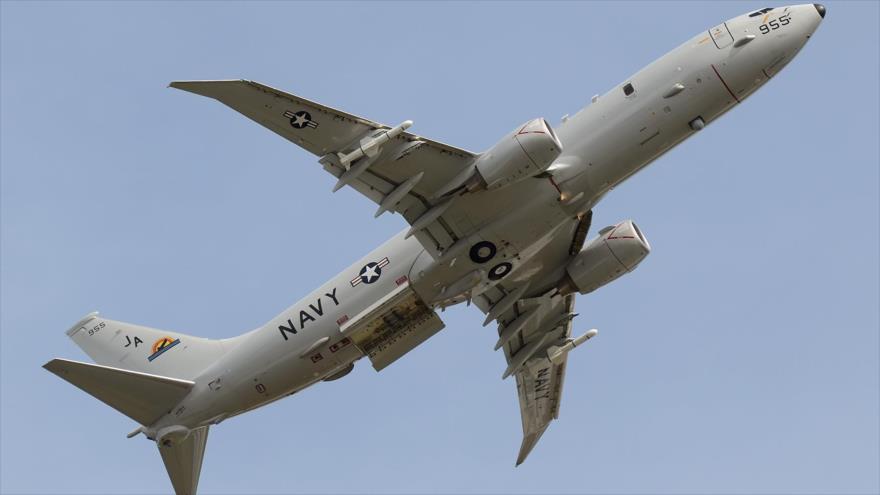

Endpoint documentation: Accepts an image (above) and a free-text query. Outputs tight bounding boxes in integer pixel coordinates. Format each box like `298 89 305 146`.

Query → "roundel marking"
488 262 513 281
289 111 312 128
350 257 390 287
359 262 382 284
469 241 497 264
284 110 319 129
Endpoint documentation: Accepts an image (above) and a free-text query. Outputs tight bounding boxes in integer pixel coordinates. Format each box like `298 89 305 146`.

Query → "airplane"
44 4 826 494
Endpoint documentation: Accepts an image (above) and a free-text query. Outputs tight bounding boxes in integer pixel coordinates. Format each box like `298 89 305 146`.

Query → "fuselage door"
709 23 733 49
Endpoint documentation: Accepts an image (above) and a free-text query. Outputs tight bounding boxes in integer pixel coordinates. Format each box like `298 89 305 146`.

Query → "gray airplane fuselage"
147 4 824 437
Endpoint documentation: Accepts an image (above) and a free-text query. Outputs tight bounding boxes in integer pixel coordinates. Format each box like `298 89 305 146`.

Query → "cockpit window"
748 7 773 17
623 83 635 96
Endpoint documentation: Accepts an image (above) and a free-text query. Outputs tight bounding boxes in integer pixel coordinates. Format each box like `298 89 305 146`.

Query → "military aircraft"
45 4 825 494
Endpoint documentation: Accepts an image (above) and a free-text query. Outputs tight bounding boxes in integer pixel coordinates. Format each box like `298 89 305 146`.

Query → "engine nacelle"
474 118 563 190
561 219 651 295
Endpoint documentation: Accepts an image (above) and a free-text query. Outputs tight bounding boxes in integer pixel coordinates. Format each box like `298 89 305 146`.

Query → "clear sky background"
1 1 877 494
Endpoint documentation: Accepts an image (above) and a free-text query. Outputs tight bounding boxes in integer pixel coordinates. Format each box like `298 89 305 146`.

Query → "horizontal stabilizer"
159 426 210 495
43 358 194 426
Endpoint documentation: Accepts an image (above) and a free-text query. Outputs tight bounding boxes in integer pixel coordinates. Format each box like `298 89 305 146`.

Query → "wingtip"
515 427 548 467
167 79 249 97
168 81 200 95
168 81 201 91
42 358 68 374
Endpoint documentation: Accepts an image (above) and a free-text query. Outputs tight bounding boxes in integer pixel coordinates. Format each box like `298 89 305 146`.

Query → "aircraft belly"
407 186 572 305
170 232 429 423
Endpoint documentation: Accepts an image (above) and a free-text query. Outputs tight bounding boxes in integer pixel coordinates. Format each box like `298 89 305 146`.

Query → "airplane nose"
813 3 826 18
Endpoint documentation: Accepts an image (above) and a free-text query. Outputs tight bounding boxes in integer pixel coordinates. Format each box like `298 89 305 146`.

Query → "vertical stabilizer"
159 426 210 495
66 312 232 380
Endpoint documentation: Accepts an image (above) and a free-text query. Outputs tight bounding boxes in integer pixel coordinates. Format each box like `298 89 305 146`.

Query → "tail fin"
159 426 210 495
67 312 230 380
43 358 194 426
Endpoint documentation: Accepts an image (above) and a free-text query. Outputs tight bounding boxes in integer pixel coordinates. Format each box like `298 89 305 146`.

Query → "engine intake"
560 219 651 294
474 118 563 190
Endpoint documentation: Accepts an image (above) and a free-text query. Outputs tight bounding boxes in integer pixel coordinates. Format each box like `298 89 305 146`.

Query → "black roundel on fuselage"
488 262 513 281
359 262 381 284
469 241 497 264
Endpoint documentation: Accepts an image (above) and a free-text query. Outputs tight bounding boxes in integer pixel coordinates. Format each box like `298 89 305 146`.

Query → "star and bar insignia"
284 110 319 129
350 257 390 287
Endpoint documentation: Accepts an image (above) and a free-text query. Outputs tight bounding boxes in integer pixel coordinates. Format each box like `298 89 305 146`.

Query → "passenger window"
623 83 635 96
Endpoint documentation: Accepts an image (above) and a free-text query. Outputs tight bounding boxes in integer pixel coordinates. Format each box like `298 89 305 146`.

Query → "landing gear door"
709 23 733 49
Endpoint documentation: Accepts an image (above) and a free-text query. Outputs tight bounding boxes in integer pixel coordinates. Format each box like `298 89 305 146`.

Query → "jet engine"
559 219 651 295
473 118 563 190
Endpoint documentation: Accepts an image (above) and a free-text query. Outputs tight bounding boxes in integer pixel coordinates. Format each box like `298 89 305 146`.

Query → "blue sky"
1 1 877 494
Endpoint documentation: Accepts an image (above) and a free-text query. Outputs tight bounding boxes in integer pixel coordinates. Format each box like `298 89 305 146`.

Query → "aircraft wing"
472 212 591 465
170 80 479 257
498 292 576 465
